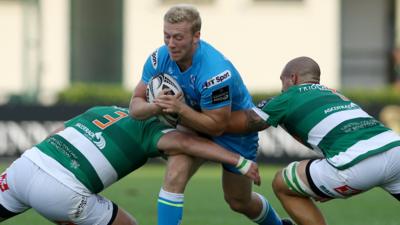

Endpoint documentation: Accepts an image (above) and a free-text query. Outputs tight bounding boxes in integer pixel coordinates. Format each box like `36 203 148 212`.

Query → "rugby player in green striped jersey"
0 106 260 225
227 56 400 225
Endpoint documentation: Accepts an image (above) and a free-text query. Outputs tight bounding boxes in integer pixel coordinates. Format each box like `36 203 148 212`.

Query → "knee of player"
272 170 285 194
224 195 250 213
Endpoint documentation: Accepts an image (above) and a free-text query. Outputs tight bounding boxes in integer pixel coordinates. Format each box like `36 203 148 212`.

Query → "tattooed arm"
225 109 269 133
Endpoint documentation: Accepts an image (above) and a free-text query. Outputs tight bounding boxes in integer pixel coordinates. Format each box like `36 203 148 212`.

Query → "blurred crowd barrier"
380 105 400 134
0 119 317 162
1 104 399 163
0 105 317 162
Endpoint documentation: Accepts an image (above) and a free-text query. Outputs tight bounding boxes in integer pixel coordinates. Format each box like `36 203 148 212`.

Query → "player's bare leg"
111 207 137 225
223 170 283 225
158 154 204 225
163 154 204 193
272 160 327 225
223 170 261 217
161 125 203 193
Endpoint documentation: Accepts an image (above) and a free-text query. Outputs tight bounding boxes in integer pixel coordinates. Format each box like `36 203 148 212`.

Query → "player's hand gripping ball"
146 74 184 127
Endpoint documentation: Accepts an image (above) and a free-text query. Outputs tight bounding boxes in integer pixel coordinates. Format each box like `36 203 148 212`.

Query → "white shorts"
0 156 118 225
307 146 400 199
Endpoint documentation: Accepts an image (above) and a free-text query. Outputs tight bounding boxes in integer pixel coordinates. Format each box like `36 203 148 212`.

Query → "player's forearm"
225 109 269 133
159 132 256 178
129 97 160 120
182 135 238 165
178 105 226 136
183 135 255 176
159 131 235 164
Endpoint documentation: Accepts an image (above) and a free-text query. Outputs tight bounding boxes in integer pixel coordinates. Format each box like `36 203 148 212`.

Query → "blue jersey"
141 40 258 162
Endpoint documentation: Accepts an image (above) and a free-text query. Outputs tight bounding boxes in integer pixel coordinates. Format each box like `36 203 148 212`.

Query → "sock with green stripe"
157 188 184 225
253 193 283 225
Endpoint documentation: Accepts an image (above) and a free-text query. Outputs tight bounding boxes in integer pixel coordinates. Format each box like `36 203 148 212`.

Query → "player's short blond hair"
164 4 202 34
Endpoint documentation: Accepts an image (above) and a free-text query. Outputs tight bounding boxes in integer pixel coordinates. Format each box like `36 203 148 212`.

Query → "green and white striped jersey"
259 84 400 169
29 106 174 193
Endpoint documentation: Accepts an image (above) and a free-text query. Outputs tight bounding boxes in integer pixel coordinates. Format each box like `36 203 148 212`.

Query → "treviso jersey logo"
75 123 106 150
93 132 106 149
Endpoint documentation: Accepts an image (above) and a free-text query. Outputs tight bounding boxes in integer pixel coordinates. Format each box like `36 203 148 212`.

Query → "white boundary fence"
0 120 320 161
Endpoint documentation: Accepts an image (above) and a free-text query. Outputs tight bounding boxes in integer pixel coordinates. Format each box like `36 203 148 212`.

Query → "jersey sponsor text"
202 70 231 89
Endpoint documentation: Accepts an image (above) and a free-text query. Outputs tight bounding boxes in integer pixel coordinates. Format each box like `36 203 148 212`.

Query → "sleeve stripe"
252 107 269 121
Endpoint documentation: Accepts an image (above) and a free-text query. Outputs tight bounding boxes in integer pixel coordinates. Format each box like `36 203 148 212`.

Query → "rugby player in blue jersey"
129 4 291 225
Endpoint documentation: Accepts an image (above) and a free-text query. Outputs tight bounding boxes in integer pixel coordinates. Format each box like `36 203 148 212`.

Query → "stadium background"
0 1 399 224
0 0 399 160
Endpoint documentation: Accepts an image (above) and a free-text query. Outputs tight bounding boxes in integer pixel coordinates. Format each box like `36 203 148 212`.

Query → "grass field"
0 163 398 225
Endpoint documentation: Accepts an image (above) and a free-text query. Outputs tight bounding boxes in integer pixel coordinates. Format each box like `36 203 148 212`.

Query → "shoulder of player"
269 84 324 109
196 44 235 79
146 46 171 70
266 88 297 107
199 40 231 64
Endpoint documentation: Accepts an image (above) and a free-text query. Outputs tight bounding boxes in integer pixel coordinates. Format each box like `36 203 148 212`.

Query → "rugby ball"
146 74 184 127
